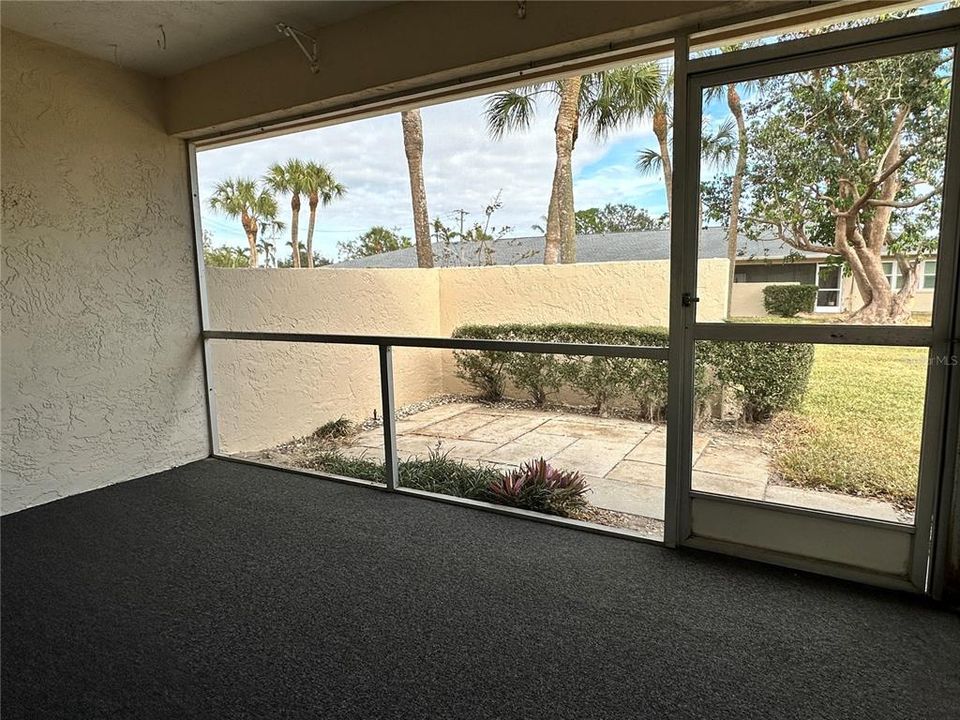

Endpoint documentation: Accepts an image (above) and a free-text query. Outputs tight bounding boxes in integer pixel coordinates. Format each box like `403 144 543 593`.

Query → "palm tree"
256 216 285 268
637 114 736 228
703 66 759 304
256 238 275 267
264 159 307 268
485 64 660 264
634 66 674 221
208 178 280 268
301 161 346 269
401 110 434 268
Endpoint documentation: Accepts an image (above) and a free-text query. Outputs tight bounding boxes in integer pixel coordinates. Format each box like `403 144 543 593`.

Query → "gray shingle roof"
332 228 823 268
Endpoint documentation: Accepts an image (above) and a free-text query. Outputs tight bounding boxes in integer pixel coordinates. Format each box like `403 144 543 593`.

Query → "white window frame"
814 262 844 313
883 258 938 293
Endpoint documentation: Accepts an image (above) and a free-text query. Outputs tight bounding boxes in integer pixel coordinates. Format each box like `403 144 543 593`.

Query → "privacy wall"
206 259 729 452
1 30 208 513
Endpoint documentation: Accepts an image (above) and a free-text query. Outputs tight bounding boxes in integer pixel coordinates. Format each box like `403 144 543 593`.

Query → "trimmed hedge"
453 323 813 422
708 339 814 421
762 284 818 317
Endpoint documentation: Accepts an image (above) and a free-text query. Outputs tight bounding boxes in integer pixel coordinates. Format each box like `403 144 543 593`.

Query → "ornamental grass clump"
485 458 589 516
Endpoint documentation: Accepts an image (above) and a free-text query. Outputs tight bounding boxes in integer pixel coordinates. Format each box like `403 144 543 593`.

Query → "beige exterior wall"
206 268 444 452
438 259 729 332
730 273 935 318
206 259 729 452
842 277 934 315
730 281 798 317
1 30 208 514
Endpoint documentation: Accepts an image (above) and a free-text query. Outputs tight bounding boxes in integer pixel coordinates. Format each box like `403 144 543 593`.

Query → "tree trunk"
547 76 582 265
845 110 915 324
653 107 672 224
841 224 916 324
306 194 318 269
560 147 576 263
241 212 259 268
401 109 434 268
290 193 301 268
725 84 748 315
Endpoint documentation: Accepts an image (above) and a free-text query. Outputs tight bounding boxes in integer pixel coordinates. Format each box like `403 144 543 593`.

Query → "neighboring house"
334 228 937 316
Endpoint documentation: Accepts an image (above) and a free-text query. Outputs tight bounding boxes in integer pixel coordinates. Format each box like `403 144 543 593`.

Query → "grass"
729 312 932 326
771 344 927 506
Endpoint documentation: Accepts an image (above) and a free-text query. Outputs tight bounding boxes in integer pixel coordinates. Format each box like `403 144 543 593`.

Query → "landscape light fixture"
276 22 320 74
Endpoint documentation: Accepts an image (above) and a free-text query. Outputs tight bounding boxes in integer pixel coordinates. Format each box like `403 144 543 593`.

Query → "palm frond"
635 147 664 176
484 87 543 139
582 62 663 138
701 117 736 168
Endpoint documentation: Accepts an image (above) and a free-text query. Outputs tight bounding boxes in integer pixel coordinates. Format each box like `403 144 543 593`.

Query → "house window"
883 260 937 291
882 261 905 290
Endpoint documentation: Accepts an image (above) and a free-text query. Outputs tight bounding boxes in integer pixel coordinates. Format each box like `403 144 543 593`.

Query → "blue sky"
197 3 953 263
197 75 733 262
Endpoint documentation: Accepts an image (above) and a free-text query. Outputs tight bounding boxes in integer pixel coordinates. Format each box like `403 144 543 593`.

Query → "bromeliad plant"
485 458 589 516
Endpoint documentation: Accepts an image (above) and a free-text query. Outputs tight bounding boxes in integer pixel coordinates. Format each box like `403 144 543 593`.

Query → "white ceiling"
0 1 395 77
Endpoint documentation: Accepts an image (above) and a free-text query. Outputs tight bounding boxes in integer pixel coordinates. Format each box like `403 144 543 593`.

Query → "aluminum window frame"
186 7 960 595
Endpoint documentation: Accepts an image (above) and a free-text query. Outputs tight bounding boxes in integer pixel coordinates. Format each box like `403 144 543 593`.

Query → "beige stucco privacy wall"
0 30 208 514
205 259 729 452
206 268 444 452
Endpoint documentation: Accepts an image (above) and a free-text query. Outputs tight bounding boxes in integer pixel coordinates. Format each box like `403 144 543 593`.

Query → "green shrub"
452 323 813 423
303 448 587 517
505 351 564 405
762 284 818 317
451 325 510 400
702 340 814 421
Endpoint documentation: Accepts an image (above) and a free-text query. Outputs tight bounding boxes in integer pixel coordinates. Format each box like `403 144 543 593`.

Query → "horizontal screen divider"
203 330 671 360
692 322 934 347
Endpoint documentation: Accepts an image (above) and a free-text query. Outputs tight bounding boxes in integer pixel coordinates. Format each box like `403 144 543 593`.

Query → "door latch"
681 292 700 307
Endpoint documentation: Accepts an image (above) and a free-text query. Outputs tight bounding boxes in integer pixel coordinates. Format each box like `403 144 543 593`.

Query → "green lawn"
771 344 928 506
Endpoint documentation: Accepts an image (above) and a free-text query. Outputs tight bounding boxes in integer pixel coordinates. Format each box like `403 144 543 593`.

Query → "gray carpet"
2 458 958 719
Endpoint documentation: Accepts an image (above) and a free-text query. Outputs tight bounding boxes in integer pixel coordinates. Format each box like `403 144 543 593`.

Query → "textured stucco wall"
206 259 729 451
437 259 729 332
206 268 443 452
1 29 208 514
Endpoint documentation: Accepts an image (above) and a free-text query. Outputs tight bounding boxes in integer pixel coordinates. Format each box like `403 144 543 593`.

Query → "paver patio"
341 401 904 523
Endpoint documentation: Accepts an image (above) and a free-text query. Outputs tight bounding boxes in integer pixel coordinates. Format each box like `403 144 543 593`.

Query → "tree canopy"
338 226 413 259
574 204 664 235
703 41 952 322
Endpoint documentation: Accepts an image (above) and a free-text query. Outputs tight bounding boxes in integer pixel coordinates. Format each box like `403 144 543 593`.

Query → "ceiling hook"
157 25 167 51
276 22 320 74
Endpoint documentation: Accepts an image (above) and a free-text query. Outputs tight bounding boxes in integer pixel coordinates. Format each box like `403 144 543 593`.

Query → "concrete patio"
339 401 903 523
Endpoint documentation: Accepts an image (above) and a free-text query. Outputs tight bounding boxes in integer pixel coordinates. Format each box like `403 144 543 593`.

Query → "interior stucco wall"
205 259 728 452
1 29 208 514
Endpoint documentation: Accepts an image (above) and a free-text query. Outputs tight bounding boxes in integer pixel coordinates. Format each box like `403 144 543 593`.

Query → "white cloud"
197 92 667 261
